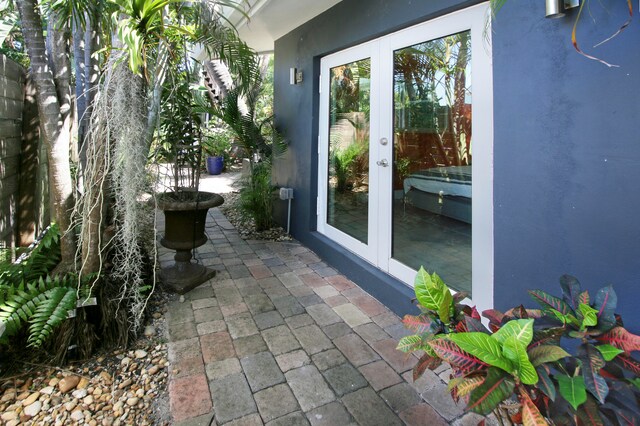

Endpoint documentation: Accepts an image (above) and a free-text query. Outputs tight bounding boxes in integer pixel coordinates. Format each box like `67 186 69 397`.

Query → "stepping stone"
254 384 300 423
333 334 380 367
209 373 256 424
233 334 268 357
307 402 355 426
291 325 333 355
241 351 285 392
306 304 341 326
322 363 368 397
262 325 301 355
285 365 335 412
359 360 403 391
254 311 285 330
341 387 402 426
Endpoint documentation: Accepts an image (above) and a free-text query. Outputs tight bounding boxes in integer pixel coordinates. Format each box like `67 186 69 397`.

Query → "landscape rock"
24 400 42 417
58 376 80 393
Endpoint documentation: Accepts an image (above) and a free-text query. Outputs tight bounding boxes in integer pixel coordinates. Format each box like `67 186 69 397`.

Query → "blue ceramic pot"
206 156 224 175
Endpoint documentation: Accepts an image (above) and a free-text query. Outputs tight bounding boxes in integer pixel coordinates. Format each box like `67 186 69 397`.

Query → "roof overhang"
222 0 343 53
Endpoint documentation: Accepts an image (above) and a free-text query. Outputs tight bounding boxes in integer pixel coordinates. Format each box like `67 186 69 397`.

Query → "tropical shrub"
397 268 640 425
239 159 276 231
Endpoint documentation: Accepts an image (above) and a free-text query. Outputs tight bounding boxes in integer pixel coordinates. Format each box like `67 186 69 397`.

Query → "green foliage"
202 127 233 168
0 225 90 349
400 271 640 424
330 141 367 193
239 160 275 231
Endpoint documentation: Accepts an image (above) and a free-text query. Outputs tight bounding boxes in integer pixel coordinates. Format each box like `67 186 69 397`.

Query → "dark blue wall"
492 1 640 332
273 0 640 327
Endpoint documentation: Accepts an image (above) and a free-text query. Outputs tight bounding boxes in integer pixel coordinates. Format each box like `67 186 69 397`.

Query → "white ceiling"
223 0 343 52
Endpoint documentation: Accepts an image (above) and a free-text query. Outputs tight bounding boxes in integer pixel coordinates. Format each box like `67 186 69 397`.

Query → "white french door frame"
318 3 494 313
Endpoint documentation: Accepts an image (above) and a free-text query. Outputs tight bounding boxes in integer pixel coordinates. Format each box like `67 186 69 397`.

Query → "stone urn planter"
157 190 224 294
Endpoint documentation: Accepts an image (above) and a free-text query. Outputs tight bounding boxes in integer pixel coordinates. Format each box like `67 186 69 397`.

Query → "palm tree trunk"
16 0 75 267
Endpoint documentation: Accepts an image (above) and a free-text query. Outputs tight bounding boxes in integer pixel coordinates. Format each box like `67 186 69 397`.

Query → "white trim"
318 3 494 313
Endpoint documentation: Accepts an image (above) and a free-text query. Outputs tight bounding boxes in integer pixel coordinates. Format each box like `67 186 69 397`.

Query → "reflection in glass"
327 59 371 244
392 31 472 294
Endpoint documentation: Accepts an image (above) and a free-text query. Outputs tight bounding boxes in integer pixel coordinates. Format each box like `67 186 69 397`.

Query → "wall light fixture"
546 0 580 18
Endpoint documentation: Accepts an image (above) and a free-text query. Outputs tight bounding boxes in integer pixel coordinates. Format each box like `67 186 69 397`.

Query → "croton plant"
397 268 640 425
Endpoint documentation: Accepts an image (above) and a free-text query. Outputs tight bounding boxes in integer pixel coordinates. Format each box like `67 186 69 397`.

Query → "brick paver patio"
160 207 484 425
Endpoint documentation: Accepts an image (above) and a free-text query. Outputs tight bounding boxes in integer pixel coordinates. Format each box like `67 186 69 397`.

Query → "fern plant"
0 225 91 348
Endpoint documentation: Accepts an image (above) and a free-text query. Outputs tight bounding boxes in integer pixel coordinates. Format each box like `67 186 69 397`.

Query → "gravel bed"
0 296 171 426
220 191 292 242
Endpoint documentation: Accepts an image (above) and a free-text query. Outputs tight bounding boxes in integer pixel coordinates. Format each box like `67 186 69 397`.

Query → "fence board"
0 98 23 120
0 76 23 100
0 154 19 180
0 55 24 82
0 174 18 198
0 137 21 158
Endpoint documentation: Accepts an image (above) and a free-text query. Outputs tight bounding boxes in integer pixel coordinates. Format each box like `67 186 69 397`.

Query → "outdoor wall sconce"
289 67 303 85
545 0 580 18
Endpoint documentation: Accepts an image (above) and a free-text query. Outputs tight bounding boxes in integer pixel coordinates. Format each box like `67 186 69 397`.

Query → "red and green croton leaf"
427 338 488 373
448 374 485 402
593 285 617 331
413 352 442 381
529 290 573 316
467 367 515 415
613 354 640 376
595 327 640 354
578 344 609 404
530 327 565 349
519 387 549 426
402 314 435 335
528 345 570 367
576 396 605 426
448 332 514 373
396 335 423 353
536 365 556 402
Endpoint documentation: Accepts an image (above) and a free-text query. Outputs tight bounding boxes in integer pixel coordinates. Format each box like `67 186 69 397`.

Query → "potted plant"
397 268 640 425
155 72 224 294
202 128 232 175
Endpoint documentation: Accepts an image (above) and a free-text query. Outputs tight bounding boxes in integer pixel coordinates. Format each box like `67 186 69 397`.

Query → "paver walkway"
160 207 481 426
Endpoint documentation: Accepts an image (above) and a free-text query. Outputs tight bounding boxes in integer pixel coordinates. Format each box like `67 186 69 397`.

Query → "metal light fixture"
545 0 580 19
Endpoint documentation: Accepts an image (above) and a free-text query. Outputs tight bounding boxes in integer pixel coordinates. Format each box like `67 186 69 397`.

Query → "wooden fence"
0 54 49 256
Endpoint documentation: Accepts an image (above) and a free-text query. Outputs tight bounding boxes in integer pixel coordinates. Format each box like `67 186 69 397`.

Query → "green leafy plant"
202 127 233 168
398 269 640 425
239 159 275 231
331 141 366 193
0 225 91 348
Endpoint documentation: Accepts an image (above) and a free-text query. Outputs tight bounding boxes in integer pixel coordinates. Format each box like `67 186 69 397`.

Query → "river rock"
24 400 42 417
134 350 147 359
59 376 80 393
143 326 155 337
72 388 88 399
70 410 85 422
77 377 90 389
22 392 40 406
1 411 18 421
40 386 55 395
126 397 139 406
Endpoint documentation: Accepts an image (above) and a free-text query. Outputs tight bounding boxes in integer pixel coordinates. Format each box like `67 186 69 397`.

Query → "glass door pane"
391 31 472 294
327 59 371 244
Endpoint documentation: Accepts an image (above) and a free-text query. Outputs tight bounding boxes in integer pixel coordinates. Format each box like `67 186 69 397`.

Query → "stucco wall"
273 0 640 326
492 1 640 331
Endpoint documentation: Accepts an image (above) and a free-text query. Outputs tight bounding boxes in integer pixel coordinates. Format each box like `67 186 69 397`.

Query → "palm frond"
28 286 77 348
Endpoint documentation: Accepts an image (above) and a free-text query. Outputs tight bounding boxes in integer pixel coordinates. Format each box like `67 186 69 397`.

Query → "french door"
318 3 493 311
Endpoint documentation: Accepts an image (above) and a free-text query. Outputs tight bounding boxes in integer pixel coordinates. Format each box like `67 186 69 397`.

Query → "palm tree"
15 0 75 268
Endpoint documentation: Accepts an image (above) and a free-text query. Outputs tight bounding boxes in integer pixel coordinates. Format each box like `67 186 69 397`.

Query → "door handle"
376 159 389 167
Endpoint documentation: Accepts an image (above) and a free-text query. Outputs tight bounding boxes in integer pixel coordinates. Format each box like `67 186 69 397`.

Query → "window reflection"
327 59 371 244
392 31 473 294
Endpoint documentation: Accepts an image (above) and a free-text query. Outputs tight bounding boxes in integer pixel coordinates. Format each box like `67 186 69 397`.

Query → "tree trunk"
16 0 75 266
